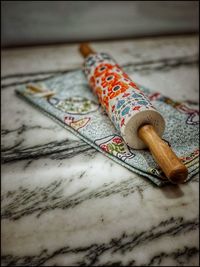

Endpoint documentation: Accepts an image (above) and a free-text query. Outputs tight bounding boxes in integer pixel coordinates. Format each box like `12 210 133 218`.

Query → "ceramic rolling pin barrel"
79 43 188 184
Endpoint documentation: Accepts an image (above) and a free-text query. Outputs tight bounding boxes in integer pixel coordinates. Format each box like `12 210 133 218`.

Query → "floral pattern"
48 96 99 114
95 135 135 161
84 53 156 134
16 66 199 186
64 116 90 130
148 92 199 125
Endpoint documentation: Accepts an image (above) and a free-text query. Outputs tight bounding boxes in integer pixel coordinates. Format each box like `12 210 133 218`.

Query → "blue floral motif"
86 56 96 67
16 58 199 187
117 100 125 109
131 92 143 99
137 100 149 106
121 106 130 116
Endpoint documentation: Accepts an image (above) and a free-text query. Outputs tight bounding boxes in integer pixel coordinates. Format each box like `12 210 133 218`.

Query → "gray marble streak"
1 35 199 266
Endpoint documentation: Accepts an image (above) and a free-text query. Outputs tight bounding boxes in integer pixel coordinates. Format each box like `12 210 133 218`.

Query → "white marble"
1 35 199 266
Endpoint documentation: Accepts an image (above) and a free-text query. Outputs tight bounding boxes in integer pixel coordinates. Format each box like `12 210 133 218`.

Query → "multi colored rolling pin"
79 43 188 184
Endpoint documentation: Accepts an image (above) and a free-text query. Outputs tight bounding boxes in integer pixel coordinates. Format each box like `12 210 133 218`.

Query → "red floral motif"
179 149 199 163
113 137 122 144
122 72 129 79
111 105 115 112
129 81 140 90
120 117 125 127
89 76 95 88
91 61 143 112
102 95 109 110
132 106 141 111
97 89 109 110
108 81 129 99
100 144 109 152
148 92 161 101
101 72 121 88
122 92 130 98
94 63 114 78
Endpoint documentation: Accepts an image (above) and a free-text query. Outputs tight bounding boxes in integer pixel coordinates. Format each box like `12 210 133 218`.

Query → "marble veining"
1 218 198 266
1 35 199 266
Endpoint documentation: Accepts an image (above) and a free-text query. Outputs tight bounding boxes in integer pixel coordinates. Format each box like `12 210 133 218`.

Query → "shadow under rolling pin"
79 43 188 184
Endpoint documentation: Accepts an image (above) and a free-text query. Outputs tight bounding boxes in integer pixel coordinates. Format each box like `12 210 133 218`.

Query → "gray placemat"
16 67 199 186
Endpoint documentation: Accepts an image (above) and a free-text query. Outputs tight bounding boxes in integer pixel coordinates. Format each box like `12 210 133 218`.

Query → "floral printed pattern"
84 53 156 134
64 116 90 130
148 92 199 125
48 96 99 114
16 65 199 186
95 135 135 161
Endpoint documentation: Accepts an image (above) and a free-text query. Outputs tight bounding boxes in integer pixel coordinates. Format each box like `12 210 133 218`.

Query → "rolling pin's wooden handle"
138 124 188 183
79 43 96 58
79 43 188 184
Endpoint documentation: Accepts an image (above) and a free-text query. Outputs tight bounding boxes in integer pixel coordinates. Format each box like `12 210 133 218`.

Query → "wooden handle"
79 44 188 184
79 43 96 58
138 124 188 183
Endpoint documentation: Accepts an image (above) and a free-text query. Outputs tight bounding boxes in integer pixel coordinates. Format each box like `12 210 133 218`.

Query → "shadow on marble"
160 185 184 199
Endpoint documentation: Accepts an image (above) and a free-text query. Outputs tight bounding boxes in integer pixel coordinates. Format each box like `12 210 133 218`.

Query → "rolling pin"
79 43 188 184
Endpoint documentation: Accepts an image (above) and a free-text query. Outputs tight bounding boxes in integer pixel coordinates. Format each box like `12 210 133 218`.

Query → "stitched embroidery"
48 96 99 114
95 135 135 161
64 116 90 130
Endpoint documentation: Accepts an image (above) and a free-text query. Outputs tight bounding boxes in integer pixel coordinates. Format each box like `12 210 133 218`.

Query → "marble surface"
1 35 199 266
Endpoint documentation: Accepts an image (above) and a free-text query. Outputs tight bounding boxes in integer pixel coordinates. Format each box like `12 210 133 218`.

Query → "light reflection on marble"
1 35 199 266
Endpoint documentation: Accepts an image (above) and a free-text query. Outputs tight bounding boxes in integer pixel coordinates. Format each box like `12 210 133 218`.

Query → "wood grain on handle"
79 43 96 58
79 43 188 184
138 124 188 183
